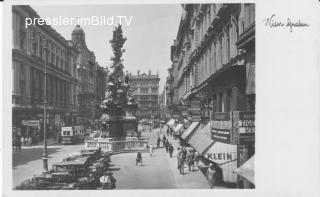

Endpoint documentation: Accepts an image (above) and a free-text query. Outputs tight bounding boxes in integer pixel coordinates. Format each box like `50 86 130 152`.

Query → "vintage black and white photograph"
11 3 255 190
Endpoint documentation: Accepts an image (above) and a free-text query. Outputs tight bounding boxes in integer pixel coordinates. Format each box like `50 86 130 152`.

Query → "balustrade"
85 139 148 152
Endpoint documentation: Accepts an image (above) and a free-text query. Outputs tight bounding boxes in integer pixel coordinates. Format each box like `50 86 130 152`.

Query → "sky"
32 4 182 92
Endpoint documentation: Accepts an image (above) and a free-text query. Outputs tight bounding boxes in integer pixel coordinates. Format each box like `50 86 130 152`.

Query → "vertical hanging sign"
211 112 232 144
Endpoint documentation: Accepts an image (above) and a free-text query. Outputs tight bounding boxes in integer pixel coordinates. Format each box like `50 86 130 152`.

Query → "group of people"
99 171 116 190
176 146 200 175
166 127 174 137
13 134 33 152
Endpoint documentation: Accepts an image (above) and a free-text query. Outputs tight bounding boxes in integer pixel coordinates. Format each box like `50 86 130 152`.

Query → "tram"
61 126 85 144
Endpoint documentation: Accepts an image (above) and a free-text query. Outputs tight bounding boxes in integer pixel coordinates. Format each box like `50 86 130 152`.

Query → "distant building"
129 70 160 121
12 5 79 139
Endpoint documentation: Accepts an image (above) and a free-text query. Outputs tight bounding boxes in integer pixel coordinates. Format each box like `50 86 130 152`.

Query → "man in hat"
206 163 217 189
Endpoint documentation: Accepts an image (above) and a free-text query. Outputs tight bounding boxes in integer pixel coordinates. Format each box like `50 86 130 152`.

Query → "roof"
72 25 85 35
188 122 214 155
181 121 200 140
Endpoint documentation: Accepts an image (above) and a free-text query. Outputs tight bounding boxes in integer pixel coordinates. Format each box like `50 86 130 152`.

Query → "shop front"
210 111 255 188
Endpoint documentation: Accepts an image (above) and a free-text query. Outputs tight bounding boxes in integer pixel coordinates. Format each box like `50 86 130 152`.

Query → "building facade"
168 4 255 188
70 25 100 126
12 5 79 140
129 70 160 121
170 3 255 118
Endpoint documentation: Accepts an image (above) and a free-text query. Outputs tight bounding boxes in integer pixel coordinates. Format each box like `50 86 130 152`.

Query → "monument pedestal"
107 117 138 141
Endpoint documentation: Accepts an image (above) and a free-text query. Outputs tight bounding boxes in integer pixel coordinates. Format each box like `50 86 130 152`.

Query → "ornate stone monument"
100 25 138 141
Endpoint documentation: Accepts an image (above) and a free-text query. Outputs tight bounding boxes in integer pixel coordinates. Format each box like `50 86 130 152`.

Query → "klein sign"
206 142 238 183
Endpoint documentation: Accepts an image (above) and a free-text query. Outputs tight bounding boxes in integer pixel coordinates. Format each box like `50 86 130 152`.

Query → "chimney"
137 70 140 76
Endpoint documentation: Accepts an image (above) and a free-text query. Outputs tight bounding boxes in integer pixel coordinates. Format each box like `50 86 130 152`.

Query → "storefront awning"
181 121 200 140
234 155 255 185
188 122 214 155
166 119 175 128
173 124 183 133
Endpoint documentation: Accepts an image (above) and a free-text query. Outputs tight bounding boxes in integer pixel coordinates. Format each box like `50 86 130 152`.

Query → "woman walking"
149 143 153 157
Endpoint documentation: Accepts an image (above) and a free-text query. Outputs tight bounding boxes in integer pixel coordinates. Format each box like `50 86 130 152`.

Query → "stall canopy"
234 155 255 185
173 124 183 134
188 122 214 155
181 121 200 140
166 119 175 128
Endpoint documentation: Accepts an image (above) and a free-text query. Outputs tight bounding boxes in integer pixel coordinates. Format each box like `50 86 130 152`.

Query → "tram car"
61 126 85 144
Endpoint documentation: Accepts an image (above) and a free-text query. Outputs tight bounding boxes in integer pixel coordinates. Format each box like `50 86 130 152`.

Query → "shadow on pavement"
12 147 62 169
108 167 120 171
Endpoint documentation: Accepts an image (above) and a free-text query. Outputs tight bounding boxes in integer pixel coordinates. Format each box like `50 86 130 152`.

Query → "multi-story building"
169 4 255 188
171 3 255 118
70 25 99 126
12 5 79 139
129 70 160 121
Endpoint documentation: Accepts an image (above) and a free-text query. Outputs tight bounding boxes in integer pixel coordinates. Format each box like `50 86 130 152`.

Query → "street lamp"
42 38 49 172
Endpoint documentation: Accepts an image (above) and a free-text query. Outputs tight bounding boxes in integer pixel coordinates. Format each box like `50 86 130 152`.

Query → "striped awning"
234 155 255 184
188 122 214 155
166 119 175 128
181 121 200 140
173 124 183 133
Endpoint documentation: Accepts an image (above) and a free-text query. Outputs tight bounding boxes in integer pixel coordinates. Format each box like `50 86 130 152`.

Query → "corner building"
12 6 79 139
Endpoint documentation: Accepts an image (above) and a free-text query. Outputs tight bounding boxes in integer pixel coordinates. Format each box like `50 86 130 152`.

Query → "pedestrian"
187 150 195 171
179 151 186 175
136 151 143 166
195 151 200 167
108 172 117 189
165 139 169 153
167 127 169 136
162 135 166 147
206 163 217 189
149 143 153 157
28 136 32 146
168 143 174 158
21 136 25 146
157 137 161 149
17 135 22 151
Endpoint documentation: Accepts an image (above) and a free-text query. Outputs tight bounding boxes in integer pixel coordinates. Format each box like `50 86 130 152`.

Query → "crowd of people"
135 125 224 189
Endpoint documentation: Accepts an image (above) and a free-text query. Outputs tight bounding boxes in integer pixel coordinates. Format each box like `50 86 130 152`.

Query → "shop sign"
21 120 40 127
206 142 238 183
238 111 255 145
37 114 50 118
211 112 232 144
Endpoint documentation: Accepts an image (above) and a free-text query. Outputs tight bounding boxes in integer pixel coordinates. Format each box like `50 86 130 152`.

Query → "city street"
12 127 210 189
110 127 210 189
12 141 83 188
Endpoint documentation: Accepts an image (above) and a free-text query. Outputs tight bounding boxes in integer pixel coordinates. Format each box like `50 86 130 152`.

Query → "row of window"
12 12 76 75
176 4 255 98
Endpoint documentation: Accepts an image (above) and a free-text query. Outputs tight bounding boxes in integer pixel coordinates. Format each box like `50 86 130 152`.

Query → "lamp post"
42 38 49 172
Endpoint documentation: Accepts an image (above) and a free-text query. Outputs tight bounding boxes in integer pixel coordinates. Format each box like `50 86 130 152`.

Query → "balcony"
237 23 255 49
